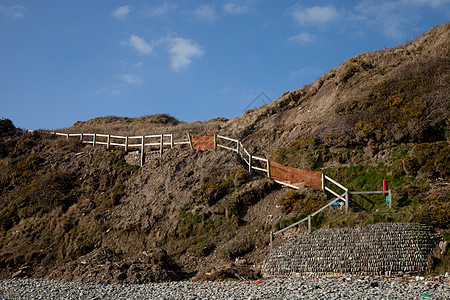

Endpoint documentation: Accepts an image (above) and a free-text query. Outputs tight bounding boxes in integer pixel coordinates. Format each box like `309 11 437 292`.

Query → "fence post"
187 132 193 150
388 189 392 209
80 133 83 142
66 133 69 140
308 215 311 234
248 154 252 173
160 134 163 157
236 140 239 153
345 190 349 214
322 173 325 192
125 136 128 152
170 134 174 149
214 134 217 150
140 136 145 166
269 232 273 253
107 134 111 150
266 158 271 178
93 134 96 147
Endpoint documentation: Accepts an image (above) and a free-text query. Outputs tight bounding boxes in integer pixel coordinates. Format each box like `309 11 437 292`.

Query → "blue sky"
1 1 449 130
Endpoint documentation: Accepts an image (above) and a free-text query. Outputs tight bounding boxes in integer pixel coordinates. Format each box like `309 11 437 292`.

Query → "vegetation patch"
173 208 236 256
193 168 248 206
279 190 326 215
335 60 449 143
0 119 19 137
403 142 449 179
272 134 448 230
220 179 275 220
273 137 329 169
414 193 449 228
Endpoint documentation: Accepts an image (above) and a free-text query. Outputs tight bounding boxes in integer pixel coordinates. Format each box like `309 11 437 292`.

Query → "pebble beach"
1 275 449 300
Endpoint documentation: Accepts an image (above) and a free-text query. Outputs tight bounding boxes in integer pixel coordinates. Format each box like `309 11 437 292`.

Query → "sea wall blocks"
262 223 441 277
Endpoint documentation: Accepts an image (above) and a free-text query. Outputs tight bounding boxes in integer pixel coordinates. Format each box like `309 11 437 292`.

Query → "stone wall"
262 223 441 277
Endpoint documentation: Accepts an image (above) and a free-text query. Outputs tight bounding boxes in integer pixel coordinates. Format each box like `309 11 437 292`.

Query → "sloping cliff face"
0 23 448 282
221 23 449 155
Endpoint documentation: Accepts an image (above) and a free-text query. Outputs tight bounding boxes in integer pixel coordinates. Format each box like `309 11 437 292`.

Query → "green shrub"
0 119 17 137
193 169 248 206
403 143 450 179
0 207 18 231
279 190 325 215
334 64 447 143
414 193 450 228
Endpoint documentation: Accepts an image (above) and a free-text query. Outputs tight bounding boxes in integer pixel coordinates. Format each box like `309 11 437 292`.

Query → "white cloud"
220 87 230 94
0 5 27 20
290 67 322 79
167 38 204 72
287 0 448 43
291 4 340 26
112 5 130 20
354 1 410 40
121 73 144 85
405 0 450 7
96 85 123 96
289 32 316 44
223 3 249 14
351 0 450 40
144 3 171 17
128 34 153 55
121 35 203 71
194 5 216 21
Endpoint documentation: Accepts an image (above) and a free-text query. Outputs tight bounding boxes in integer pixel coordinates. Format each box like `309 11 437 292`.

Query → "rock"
235 257 247 266
125 151 141 166
12 270 25 278
439 241 448 255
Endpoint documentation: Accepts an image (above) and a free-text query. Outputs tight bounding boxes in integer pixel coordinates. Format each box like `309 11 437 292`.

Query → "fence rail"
49 131 178 165
48 130 392 253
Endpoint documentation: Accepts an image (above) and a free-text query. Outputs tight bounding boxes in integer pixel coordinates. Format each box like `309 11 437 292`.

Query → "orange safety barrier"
269 160 323 189
192 135 215 151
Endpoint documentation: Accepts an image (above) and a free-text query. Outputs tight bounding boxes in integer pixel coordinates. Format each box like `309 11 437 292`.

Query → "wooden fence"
51 132 323 189
216 134 271 177
50 130 345 198
53 132 178 166
49 130 392 251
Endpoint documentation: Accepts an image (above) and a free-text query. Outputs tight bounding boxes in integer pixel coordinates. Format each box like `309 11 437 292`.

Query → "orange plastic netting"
191 135 215 150
269 160 323 189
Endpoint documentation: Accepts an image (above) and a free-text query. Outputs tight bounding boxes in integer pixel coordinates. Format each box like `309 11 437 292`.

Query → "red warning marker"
383 179 388 197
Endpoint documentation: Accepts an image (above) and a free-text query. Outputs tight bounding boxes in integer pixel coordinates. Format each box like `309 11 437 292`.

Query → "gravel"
1 276 449 299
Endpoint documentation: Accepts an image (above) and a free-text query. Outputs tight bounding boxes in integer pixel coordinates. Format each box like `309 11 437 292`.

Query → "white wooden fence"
51 132 273 182
216 135 270 177
49 130 392 252
269 175 392 252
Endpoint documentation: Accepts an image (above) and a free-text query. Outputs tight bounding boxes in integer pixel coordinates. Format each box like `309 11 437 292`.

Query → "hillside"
0 23 449 282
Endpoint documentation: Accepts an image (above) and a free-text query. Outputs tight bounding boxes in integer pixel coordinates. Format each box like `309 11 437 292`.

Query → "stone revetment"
262 223 442 277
